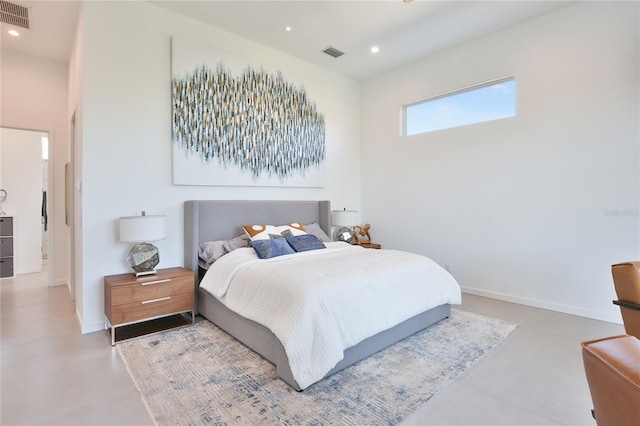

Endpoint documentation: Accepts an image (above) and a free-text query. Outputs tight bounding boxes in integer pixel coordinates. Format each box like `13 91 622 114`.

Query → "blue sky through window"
404 78 516 135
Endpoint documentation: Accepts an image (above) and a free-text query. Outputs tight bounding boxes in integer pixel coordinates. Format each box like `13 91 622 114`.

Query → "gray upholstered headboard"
184 200 331 277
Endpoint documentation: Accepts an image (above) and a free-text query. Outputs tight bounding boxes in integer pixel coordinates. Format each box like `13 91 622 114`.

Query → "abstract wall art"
171 36 327 187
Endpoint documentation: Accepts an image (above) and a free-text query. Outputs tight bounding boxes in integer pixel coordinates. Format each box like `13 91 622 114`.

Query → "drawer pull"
141 296 171 304
141 279 171 286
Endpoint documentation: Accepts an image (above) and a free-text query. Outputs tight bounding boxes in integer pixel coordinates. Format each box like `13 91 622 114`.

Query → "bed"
184 200 461 390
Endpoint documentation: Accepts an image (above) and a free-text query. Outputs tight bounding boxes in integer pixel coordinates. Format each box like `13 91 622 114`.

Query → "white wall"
0 128 44 274
0 49 70 287
68 2 84 320
361 1 639 323
75 1 362 332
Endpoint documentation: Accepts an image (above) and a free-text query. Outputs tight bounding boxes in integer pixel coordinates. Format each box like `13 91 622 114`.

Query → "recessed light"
285 26 292 32
8 30 19 37
370 46 380 54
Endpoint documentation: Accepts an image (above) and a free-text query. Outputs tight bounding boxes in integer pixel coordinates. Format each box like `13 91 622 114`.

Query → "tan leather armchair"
581 335 640 426
611 262 640 339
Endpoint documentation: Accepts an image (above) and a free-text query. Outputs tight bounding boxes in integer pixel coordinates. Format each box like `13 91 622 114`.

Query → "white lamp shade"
332 210 359 227
119 215 166 243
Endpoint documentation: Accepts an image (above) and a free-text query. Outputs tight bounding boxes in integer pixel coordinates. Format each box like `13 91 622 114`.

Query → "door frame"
0 125 54 285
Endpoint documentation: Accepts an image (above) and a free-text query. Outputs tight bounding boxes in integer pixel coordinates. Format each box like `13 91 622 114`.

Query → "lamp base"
132 269 158 277
333 226 354 244
127 242 160 276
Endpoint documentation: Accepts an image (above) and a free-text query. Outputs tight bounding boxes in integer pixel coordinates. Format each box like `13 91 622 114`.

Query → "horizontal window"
403 77 516 135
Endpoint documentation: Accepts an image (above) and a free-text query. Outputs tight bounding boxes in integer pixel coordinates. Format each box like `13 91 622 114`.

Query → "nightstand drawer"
110 275 192 306
110 291 194 325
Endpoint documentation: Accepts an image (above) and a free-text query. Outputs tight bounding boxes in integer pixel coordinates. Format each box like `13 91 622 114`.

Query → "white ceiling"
1 0 574 79
152 1 574 80
0 0 80 63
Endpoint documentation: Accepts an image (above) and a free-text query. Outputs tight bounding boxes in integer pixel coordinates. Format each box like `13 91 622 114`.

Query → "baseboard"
461 286 623 325
76 308 105 334
51 279 69 287
66 281 76 300
17 267 43 275
81 320 105 334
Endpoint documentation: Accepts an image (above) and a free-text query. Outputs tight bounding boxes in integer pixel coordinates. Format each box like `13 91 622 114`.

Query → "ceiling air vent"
322 46 345 58
0 0 29 29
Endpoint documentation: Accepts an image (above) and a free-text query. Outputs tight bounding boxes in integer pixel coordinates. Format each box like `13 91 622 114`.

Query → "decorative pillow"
223 233 250 252
251 238 295 259
198 240 227 269
303 222 331 242
286 234 326 252
243 223 307 241
199 234 251 269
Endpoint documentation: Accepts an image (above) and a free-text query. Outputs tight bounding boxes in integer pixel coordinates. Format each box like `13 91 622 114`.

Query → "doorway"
0 126 53 282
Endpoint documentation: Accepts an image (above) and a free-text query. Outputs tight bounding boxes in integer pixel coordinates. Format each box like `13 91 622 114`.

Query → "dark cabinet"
0 217 14 278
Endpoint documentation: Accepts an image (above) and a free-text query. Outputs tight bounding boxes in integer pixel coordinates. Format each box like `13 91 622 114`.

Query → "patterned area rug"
118 309 515 425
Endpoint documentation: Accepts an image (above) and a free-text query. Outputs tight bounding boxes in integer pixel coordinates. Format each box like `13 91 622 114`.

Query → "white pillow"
303 222 331 242
242 222 307 241
198 234 250 269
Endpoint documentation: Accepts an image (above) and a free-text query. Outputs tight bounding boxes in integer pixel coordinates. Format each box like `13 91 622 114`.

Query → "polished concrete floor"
1 270 624 425
404 295 623 425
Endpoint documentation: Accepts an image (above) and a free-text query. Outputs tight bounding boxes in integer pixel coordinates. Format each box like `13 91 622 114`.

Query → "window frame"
402 76 516 136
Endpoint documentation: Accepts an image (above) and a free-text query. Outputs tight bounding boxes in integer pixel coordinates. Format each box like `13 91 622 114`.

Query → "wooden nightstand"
104 267 195 345
359 243 381 249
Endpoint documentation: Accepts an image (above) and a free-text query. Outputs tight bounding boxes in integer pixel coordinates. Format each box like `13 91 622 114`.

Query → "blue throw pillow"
286 234 326 252
251 238 295 259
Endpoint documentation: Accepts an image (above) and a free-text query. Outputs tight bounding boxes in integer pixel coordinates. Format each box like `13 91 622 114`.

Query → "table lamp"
331 208 359 243
119 211 166 276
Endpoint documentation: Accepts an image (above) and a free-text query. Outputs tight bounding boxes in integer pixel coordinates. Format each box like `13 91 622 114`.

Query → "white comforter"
199 242 461 389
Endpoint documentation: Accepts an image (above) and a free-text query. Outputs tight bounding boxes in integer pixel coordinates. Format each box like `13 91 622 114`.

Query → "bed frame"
184 199 451 390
